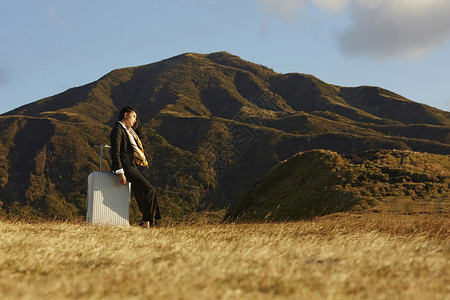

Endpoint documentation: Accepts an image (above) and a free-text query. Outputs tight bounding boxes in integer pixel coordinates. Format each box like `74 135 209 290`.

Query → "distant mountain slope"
1 51 449 220
225 149 450 222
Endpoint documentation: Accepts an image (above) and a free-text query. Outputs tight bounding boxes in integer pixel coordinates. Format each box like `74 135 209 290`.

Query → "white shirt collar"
118 121 128 130
119 121 138 146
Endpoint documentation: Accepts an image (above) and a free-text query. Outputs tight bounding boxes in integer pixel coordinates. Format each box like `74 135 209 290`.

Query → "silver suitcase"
86 145 131 226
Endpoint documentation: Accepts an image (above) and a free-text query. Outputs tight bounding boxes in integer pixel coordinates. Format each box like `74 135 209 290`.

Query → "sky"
1 0 450 115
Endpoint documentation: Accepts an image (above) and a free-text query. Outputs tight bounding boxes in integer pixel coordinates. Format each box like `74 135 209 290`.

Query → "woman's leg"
125 167 160 224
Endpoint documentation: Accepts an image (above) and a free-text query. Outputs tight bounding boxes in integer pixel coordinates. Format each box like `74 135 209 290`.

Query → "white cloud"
45 1 87 29
254 0 450 59
254 0 308 20
337 0 450 58
312 0 350 13
253 0 350 18
48 6 65 26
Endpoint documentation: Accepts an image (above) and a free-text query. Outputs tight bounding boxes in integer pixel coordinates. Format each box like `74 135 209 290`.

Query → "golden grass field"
0 213 449 300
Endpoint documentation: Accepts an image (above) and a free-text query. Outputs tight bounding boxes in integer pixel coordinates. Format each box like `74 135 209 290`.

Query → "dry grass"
0 213 449 299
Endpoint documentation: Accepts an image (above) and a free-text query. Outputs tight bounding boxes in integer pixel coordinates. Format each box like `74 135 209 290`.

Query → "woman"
110 106 161 228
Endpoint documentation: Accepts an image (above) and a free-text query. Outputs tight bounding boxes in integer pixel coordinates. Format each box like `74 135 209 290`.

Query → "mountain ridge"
7 52 449 125
1 51 449 221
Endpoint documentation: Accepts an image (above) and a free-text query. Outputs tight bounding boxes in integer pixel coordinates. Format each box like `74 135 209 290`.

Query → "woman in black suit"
110 106 161 228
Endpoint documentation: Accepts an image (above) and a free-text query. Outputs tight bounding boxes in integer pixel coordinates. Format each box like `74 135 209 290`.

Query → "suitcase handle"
100 144 111 172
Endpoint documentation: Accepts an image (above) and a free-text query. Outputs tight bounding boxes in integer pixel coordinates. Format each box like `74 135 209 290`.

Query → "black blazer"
110 122 136 172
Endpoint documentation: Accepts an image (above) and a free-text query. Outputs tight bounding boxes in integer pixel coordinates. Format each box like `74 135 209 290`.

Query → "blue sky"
1 0 450 114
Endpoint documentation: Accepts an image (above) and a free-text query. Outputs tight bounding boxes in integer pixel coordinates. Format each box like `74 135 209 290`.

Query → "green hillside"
1 51 449 221
225 149 450 222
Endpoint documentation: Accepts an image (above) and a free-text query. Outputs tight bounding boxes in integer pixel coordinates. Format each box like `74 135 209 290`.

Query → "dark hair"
118 106 137 121
132 115 141 133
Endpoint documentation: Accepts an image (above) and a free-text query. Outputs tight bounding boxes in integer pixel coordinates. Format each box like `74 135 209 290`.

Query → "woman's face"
122 111 137 128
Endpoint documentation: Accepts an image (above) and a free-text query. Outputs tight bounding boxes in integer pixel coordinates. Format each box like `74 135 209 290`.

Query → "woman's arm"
110 125 128 184
110 125 123 172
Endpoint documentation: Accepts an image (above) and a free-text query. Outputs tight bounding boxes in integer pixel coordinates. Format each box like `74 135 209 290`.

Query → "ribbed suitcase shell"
86 172 131 226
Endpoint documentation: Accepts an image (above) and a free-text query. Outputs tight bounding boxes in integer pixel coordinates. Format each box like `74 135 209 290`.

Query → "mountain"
1 51 449 221
224 149 450 222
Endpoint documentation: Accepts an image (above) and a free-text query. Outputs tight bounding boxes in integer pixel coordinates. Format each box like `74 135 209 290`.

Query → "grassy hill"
225 149 449 222
1 51 449 221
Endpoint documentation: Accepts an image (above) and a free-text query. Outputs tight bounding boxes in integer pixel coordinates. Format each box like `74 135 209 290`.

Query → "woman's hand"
119 173 127 185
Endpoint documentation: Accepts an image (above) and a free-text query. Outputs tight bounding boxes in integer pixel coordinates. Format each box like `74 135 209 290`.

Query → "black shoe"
138 221 150 229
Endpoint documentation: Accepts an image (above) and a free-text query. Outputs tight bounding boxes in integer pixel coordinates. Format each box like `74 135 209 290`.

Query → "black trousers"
124 166 161 224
